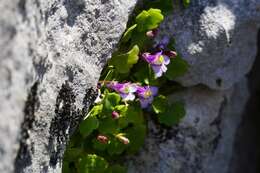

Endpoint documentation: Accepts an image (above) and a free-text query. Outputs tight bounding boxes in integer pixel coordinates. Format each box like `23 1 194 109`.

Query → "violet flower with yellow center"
107 82 137 101
136 86 158 108
142 51 170 78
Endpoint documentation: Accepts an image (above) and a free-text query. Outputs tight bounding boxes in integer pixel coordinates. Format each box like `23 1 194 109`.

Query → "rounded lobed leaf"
79 116 99 138
158 102 186 126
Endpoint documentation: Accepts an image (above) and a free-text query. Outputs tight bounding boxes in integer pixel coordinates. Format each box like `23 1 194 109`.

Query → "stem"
101 69 114 86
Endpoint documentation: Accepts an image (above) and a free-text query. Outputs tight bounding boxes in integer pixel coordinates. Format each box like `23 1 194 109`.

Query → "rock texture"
128 0 260 172
157 0 260 90
128 79 249 173
0 0 137 172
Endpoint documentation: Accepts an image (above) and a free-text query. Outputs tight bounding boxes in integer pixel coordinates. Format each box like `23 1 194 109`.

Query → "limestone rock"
157 0 260 89
127 78 249 173
0 0 137 172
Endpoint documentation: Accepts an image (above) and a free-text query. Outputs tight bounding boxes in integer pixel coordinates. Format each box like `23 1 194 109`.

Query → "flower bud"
164 50 177 58
112 111 120 119
116 135 130 145
146 29 158 38
97 135 109 144
97 82 102 89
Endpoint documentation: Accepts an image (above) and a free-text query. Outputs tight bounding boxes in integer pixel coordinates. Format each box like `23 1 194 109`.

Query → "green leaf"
107 137 127 155
143 0 173 14
133 62 154 85
117 104 144 128
152 95 167 114
109 45 139 74
89 104 103 116
183 0 191 8
118 116 129 129
125 124 146 154
129 32 149 51
92 138 108 151
98 117 118 134
63 148 83 162
158 102 186 126
115 105 128 113
78 154 108 173
122 24 137 43
165 56 189 80
136 8 164 32
103 92 121 112
79 116 99 137
167 37 176 50
106 165 127 173
126 105 144 125
115 105 129 128
62 161 71 173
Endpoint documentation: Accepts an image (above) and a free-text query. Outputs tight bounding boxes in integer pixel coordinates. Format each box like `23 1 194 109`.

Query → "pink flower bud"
164 51 177 58
97 82 102 89
112 111 120 119
117 135 130 145
97 135 109 144
146 29 158 38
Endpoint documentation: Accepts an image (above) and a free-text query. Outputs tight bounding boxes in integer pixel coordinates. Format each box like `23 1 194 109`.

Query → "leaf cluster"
63 1 191 172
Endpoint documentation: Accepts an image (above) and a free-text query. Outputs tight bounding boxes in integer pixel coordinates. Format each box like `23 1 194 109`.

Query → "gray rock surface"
0 0 137 172
127 1 260 172
127 78 250 173
157 0 260 89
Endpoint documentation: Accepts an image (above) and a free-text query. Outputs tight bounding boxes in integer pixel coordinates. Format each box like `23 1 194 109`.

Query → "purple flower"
107 82 137 101
136 86 158 108
142 51 170 78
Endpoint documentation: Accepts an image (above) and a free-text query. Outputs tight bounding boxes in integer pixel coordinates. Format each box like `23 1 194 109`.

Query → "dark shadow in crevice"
14 82 40 173
228 30 260 173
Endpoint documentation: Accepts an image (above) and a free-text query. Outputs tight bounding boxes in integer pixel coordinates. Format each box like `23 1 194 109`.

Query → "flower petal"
128 84 137 92
161 64 168 73
149 86 158 96
164 55 170 65
121 93 135 101
136 86 146 95
145 54 157 64
152 65 163 78
139 98 151 108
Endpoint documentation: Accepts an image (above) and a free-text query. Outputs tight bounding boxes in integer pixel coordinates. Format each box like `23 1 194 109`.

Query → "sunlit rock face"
157 0 260 90
127 0 260 173
128 79 250 173
0 0 137 172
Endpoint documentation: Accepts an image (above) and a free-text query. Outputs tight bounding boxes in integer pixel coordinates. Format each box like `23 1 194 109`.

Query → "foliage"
63 1 191 173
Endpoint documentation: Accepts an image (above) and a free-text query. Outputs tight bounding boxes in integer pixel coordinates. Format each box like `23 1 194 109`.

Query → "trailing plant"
63 0 190 172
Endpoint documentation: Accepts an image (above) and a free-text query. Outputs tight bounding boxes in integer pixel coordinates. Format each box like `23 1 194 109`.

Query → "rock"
0 0 137 172
127 78 250 173
157 0 260 89
228 38 260 173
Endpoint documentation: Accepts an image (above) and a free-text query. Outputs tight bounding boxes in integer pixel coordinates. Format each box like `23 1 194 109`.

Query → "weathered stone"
0 0 137 172
127 78 249 173
157 0 260 89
